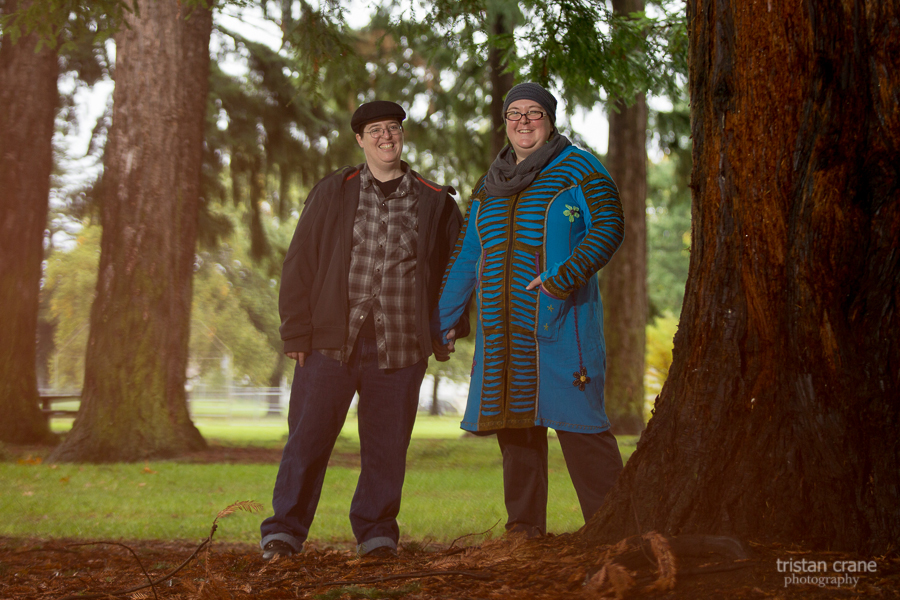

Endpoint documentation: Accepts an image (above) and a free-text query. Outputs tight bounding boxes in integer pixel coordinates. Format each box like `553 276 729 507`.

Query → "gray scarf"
483 133 572 197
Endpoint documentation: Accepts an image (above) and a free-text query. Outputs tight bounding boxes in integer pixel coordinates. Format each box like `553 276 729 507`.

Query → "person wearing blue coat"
435 83 625 537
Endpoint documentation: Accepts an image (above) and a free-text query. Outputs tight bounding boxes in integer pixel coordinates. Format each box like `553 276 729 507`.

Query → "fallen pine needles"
56 500 263 600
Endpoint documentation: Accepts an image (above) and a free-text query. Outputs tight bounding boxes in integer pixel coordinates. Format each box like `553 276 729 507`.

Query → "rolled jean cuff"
260 532 303 554
357 536 396 556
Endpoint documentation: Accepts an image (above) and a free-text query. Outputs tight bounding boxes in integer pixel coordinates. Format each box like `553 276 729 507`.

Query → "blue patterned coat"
437 146 624 433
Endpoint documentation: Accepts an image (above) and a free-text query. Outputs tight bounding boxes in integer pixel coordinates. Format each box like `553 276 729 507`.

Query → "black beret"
351 101 407 134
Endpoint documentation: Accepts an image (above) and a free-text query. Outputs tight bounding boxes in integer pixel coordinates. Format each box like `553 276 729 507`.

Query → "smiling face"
505 100 553 163
356 118 404 174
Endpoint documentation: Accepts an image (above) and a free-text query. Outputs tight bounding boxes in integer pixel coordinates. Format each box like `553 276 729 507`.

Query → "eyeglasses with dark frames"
505 110 546 121
364 124 404 138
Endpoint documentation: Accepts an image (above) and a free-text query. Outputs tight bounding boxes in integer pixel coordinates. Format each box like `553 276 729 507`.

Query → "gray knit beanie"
501 82 558 124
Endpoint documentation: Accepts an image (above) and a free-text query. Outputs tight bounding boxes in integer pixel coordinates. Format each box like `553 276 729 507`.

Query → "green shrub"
644 313 679 419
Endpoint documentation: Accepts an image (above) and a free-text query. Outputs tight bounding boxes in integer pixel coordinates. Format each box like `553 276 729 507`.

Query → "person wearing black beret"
260 101 468 560
349 99 407 134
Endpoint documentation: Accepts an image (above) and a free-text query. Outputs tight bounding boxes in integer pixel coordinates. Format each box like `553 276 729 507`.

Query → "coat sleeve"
440 192 471 339
436 196 481 344
540 153 624 300
278 178 332 353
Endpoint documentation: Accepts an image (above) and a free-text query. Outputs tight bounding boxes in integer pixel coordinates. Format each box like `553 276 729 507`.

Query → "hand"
286 351 307 367
526 275 543 291
445 329 456 352
431 329 456 362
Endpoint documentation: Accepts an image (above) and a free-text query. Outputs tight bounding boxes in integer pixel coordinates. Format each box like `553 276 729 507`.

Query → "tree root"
585 532 752 598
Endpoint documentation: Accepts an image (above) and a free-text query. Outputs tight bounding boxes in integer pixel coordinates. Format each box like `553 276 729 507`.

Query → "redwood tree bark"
599 0 649 435
585 0 900 553
0 0 59 444
50 0 213 462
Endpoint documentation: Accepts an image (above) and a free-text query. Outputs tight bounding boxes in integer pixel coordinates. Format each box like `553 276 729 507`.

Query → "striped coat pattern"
438 146 624 433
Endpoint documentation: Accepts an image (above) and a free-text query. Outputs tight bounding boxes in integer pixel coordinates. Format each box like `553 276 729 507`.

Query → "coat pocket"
533 252 567 341
535 290 567 341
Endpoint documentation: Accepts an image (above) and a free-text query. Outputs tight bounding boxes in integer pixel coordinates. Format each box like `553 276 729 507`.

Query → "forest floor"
2 444 899 600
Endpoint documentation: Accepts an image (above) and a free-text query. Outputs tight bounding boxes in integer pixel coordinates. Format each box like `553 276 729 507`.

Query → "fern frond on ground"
644 531 677 591
215 500 264 522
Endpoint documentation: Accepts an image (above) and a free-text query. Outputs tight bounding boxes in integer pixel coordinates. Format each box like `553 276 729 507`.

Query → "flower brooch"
572 366 590 391
563 204 581 223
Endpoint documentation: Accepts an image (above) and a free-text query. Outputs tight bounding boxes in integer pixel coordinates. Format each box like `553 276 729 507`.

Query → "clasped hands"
431 275 543 362
432 329 456 362
286 333 460 365
285 278 545 365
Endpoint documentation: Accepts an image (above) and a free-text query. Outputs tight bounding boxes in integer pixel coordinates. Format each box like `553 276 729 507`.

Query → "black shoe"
505 523 543 539
262 540 295 560
362 546 397 559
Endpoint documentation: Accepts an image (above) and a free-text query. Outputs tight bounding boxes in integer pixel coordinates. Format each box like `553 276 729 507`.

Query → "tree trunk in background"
249 153 270 261
0 0 59 444
50 0 213 462
599 0 648 436
430 375 441 416
585 0 900 553
488 13 514 159
278 161 291 220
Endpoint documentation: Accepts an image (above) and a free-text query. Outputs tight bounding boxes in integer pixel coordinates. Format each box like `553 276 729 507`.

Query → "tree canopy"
6 0 691 459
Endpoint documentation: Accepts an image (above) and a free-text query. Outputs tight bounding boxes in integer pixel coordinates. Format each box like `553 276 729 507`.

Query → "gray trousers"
496 426 623 537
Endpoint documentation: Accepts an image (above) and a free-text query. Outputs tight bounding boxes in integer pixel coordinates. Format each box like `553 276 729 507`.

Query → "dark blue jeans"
260 338 426 554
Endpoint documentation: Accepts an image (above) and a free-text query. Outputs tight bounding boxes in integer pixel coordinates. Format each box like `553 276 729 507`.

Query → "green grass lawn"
47 413 470 444
3 414 637 549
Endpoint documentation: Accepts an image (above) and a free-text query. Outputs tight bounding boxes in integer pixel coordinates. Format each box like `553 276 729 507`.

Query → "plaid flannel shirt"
320 164 422 368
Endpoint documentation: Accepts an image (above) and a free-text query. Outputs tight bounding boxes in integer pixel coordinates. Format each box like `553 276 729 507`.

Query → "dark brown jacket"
279 164 468 357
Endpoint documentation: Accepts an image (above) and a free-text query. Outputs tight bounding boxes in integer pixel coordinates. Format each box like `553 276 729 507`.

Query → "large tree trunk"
585 0 900 553
0 0 59 444
488 13 514 158
599 0 648 435
50 0 213 462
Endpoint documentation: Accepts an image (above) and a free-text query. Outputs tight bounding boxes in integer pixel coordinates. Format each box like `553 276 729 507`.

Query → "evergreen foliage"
410 0 686 109
24 0 692 411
